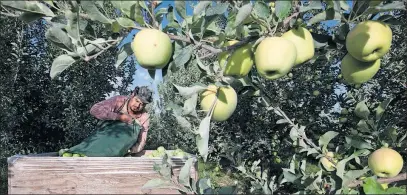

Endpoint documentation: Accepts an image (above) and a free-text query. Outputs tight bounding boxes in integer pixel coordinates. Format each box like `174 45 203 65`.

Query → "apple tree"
1 0 406 194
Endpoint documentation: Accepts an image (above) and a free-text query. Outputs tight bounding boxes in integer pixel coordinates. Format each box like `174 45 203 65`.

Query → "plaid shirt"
89 95 150 153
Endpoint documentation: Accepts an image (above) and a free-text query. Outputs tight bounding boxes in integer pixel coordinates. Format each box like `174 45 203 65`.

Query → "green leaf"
253 1 270 20
375 98 393 122
19 12 45 23
363 1 406 16
178 158 194 187
2 1 55 17
308 8 342 25
175 1 187 20
339 0 350 11
141 178 173 190
355 100 370 120
155 8 168 24
174 45 193 67
275 0 292 21
281 168 301 183
173 84 207 98
235 3 253 27
343 168 369 186
80 1 112 24
68 38 105 58
50 55 77 79
116 17 136 28
197 178 212 194
376 15 404 26
318 131 339 151
196 116 211 161
111 1 137 17
138 1 149 11
345 136 373 149
336 149 370 179
65 10 80 40
173 114 192 130
205 3 229 16
45 26 76 52
114 42 133 68
363 177 386 195
386 187 407 194
193 1 211 16
357 120 371 133
183 93 198 117
299 1 323 13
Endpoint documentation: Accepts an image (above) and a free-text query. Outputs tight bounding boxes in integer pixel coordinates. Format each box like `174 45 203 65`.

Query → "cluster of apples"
319 147 403 183
341 20 393 85
58 149 87 157
145 146 188 158
197 25 317 122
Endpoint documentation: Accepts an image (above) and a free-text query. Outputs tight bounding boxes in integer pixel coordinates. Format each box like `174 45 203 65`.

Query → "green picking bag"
67 120 141 157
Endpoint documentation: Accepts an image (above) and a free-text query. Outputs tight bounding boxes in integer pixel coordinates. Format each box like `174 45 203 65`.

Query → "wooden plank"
8 151 198 194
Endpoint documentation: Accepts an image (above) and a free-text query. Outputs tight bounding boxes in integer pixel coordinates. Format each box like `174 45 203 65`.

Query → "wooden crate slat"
8 150 198 194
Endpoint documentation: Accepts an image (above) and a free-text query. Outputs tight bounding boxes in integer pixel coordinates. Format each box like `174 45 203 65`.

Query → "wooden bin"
8 150 198 194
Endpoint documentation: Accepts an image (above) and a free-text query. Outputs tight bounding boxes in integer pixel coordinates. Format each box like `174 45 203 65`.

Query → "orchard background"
0 0 406 194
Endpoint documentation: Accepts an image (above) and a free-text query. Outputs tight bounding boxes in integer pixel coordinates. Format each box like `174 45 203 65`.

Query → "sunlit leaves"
50 55 77 79
80 1 112 24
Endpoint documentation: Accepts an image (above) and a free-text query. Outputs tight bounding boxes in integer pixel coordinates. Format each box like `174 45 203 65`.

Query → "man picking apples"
90 86 152 155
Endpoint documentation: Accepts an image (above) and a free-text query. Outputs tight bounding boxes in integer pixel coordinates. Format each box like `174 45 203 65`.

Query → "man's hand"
119 114 133 124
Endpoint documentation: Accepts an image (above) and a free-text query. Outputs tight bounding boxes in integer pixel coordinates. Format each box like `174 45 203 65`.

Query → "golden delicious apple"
282 27 315 66
254 37 297 80
157 146 166 153
200 85 237 122
341 53 380 84
368 148 403 178
320 152 336 171
62 152 73 157
346 20 392 62
132 28 173 69
218 40 254 78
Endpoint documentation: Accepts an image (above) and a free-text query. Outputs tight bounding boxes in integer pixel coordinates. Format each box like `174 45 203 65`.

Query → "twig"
0 11 19 17
274 107 321 152
150 1 157 29
84 40 119 61
348 173 407 188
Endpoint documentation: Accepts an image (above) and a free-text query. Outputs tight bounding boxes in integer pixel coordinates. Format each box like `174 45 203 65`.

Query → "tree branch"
348 173 407 188
0 11 20 17
131 25 258 58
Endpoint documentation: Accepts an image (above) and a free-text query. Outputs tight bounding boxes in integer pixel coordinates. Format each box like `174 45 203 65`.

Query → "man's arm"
131 114 150 153
90 96 123 120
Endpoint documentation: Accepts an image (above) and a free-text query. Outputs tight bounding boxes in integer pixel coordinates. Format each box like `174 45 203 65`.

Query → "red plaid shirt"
89 95 150 153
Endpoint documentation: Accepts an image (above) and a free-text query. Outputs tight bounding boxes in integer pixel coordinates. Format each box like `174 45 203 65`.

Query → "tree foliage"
1 0 406 194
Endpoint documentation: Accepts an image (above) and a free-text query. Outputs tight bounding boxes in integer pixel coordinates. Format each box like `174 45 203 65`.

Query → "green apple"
72 153 81 157
218 40 254 78
146 154 154 158
341 53 381 84
157 146 166 153
346 20 392 62
320 152 336 171
313 90 320 96
152 150 161 157
281 27 315 66
132 28 173 69
175 151 186 158
200 85 237 122
254 37 297 80
368 148 403 178
62 152 73 157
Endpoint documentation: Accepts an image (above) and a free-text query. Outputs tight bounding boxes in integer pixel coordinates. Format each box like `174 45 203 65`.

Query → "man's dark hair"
133 86 153 104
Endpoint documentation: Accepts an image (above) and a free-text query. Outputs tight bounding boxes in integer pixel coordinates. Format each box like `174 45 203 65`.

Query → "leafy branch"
348 173 407 188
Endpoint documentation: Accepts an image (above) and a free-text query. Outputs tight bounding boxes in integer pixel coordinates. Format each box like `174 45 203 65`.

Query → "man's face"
128 96 145 113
